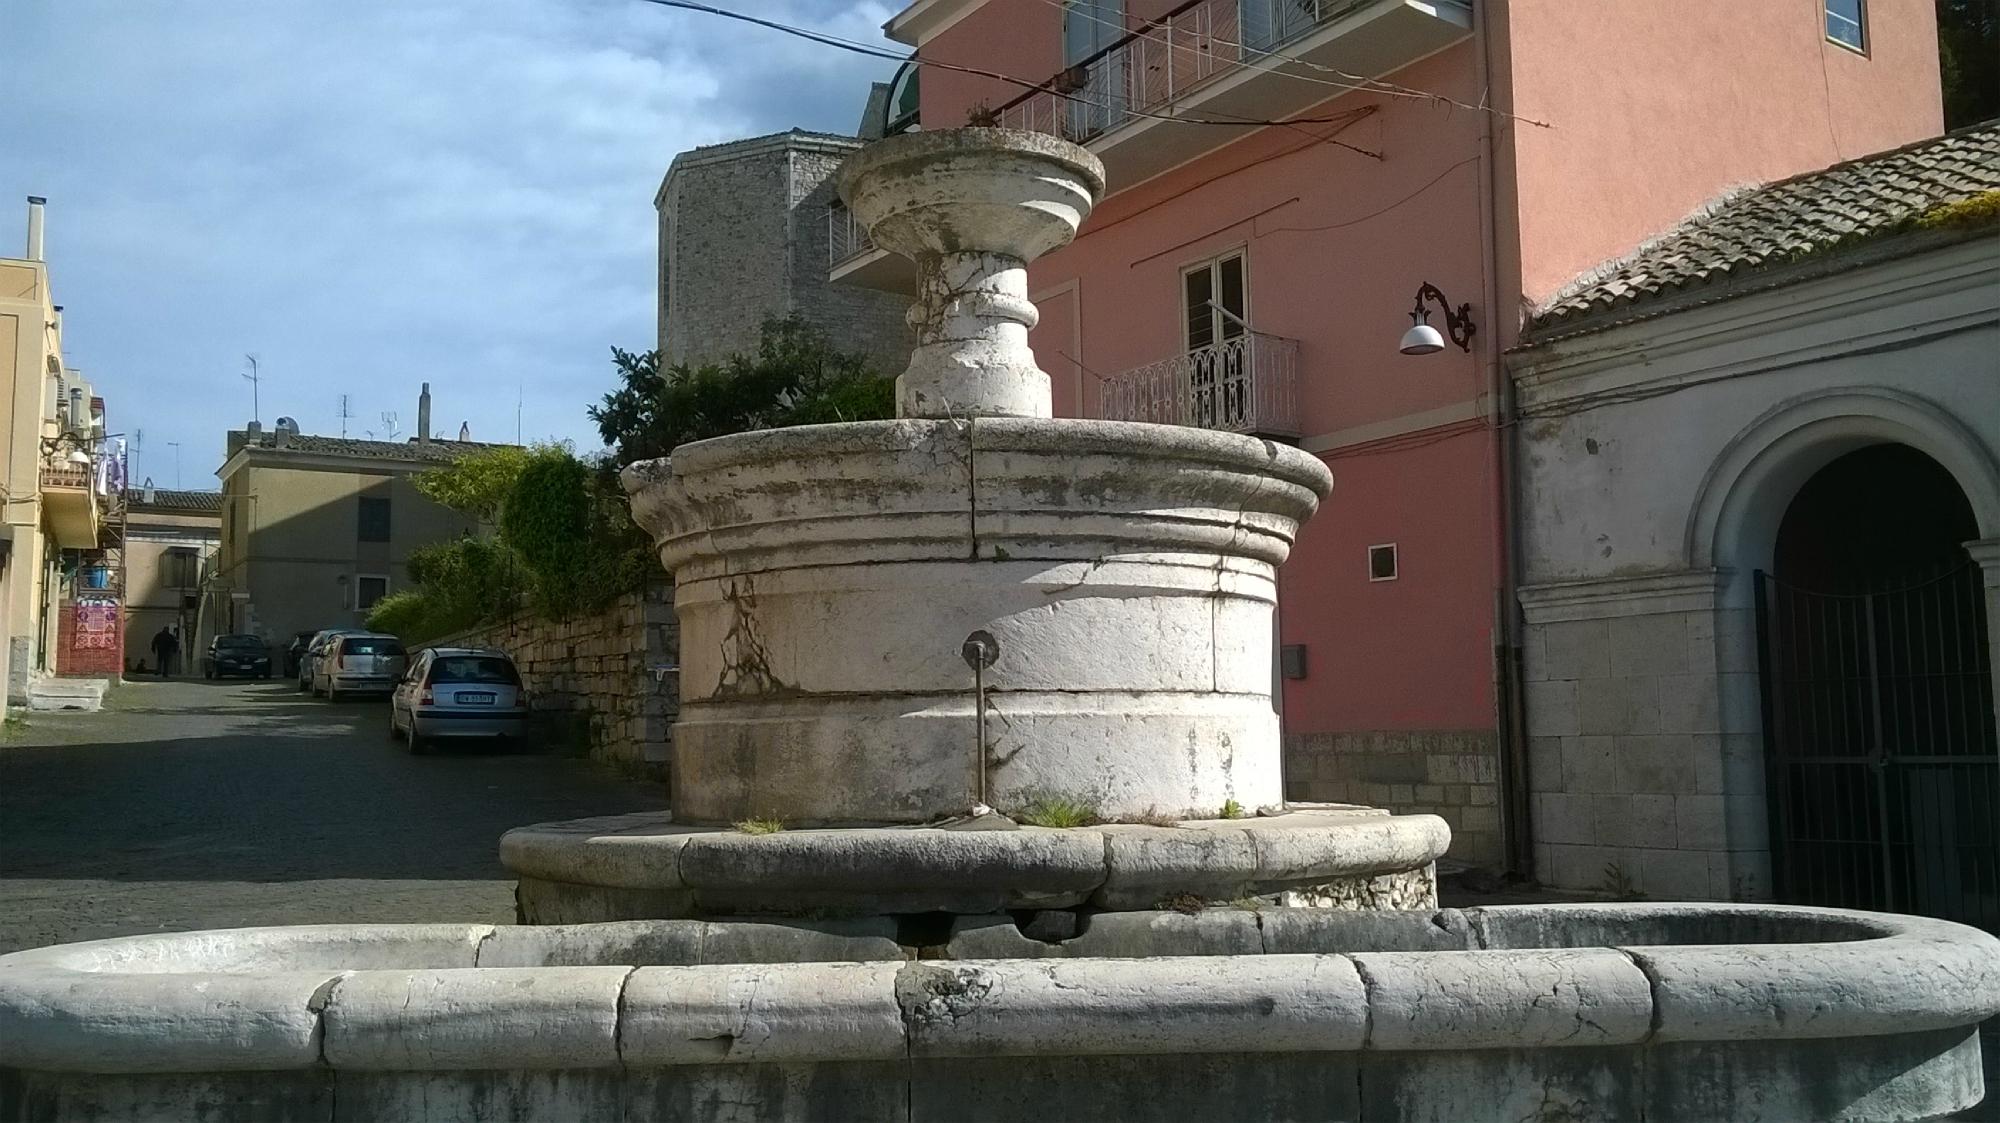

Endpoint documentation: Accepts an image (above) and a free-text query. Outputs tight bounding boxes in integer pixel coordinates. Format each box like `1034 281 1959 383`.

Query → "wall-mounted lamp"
1399 282 1476 356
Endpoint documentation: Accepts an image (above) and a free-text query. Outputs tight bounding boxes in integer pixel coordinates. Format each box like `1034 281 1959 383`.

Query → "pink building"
834 0 1943 868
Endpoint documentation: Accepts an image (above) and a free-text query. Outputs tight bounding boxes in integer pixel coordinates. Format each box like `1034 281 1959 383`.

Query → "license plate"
457 692 495 705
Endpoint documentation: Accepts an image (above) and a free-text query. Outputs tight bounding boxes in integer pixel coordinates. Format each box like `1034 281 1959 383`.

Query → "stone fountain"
1 131 1995 1122
500 128 1449 926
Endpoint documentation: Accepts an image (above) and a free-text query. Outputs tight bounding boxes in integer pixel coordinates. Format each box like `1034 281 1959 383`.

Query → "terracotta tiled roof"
126 489 222 512
1528 121 2000 341
231 432 494 464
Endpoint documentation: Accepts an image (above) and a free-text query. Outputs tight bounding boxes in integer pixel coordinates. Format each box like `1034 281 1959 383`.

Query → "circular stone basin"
499 807 1448 923
2 904 1995 1122
622 417 1334 827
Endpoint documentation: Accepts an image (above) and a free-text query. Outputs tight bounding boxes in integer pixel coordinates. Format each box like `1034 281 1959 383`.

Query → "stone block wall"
658 131 908 375
1519 571 1760 901
1283 730 1504 865
438 585 679 770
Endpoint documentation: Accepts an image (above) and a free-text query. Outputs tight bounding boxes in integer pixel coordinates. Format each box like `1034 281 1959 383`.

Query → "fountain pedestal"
510 128 1447 922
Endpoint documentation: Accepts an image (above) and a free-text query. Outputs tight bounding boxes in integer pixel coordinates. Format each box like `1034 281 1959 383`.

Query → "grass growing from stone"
734 818 786 835
1 712 25 742
1012 794 1101 829
1157 892 1207 915
1218 799 1246 820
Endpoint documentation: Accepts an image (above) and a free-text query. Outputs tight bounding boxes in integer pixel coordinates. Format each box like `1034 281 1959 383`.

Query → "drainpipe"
1474 0 1533 880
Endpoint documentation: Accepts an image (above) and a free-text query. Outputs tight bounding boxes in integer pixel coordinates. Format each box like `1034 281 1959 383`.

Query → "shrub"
1012 793 1101 829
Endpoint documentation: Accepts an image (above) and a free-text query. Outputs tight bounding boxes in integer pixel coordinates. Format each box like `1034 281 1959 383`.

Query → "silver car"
389 648 529 753
297 628 363 692
312 632 407 701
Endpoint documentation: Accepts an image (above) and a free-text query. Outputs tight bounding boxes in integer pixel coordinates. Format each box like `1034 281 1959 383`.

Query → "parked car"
311 633 407 701
282 630 318 678
296 628 364 692
202 634 273 679
389 648 529 753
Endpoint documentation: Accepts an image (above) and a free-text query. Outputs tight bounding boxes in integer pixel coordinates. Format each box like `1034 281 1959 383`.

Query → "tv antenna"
338 394 354 437
242 354 261 426
166 441 182 489
367 411 400 441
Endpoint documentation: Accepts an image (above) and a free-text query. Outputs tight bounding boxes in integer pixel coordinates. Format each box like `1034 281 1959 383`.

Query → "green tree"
1939 0 1999 129
589 317 895 468
413 445 537 522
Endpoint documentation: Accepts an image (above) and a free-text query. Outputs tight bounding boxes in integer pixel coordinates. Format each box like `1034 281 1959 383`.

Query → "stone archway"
1757 444 1996 930
1687 388 2000 921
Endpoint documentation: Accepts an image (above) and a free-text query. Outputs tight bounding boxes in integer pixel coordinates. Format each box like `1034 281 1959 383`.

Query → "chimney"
417 382 432 444
26 196 45 261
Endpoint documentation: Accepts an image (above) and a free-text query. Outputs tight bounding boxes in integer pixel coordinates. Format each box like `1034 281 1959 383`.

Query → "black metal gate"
1755 562 1999 932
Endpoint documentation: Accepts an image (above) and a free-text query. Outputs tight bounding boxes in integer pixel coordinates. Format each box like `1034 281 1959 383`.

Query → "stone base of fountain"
500 806 1449 926
4 904 1994 1122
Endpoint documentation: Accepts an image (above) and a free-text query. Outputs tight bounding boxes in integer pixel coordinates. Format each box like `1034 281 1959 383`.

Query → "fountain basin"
500 807 1448 922
3 904 1994 1121
623 417 1333 826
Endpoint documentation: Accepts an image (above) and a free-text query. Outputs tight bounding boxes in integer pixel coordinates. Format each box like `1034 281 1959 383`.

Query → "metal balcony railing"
1092 331 1300 438
995 0 1368 144
827 202 877 268
39 465 93 491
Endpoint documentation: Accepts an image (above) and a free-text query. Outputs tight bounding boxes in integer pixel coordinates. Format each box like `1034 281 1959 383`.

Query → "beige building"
122 489 220 672
3 197 123 706
212 392 486 646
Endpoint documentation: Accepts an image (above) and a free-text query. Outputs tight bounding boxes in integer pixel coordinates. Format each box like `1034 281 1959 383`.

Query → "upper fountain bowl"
837 128 1105 263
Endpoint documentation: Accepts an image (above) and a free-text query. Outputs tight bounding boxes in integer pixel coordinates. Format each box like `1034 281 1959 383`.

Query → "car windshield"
217 635 264 649
427 656 520 685
341 638 404 657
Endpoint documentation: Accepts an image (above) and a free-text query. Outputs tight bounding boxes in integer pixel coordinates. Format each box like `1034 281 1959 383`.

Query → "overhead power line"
631 0 1406 142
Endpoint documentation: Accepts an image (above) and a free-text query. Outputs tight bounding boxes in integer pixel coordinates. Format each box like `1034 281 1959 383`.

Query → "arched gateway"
1754 443 1997 930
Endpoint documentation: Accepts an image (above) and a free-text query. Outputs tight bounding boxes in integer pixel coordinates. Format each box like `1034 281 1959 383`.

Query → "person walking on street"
150 627 178 679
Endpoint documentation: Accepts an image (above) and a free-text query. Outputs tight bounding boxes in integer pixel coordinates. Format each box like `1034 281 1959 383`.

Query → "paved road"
0 678 665 954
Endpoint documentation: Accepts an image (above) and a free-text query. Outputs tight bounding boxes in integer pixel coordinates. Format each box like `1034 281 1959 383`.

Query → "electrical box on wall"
1279 644 1308 680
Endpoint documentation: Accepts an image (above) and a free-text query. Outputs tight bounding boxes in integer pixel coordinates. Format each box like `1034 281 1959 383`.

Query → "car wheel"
407 726 427 755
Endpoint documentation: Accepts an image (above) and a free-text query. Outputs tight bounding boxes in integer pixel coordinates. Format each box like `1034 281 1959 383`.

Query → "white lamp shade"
65 449 91 466
1399 322 1446 356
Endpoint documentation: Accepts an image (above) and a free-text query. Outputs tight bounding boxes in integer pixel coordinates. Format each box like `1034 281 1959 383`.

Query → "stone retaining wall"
435 585 679 770
1283 730 1503 866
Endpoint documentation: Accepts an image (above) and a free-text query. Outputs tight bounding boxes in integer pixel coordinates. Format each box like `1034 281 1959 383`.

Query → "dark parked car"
203 634 273 679
283 630 317 678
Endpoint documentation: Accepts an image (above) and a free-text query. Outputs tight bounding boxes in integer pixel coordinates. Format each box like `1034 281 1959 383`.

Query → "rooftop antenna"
241 354 261 426
367 411 400 441
338 394 354 438
166 441 182 490
131 428 144 483
516 385 522 445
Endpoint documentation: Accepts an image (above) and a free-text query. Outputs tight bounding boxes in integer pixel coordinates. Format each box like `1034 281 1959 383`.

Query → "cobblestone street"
0 678 665 954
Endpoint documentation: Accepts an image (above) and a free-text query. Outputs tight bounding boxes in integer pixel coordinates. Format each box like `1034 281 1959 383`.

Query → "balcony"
1090 332 1300 439
828 201 916 293
994 0 1472 189
40 465 101 548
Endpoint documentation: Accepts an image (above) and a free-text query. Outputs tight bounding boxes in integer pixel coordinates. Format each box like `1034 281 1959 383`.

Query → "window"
160 547 200 589
1825 0 1865 51
356 574 389 611
358 496 391 542
1062 0 1125 138
1182 253 1246 354
1063 0 1122 65
340 635 403 657
428 655 522 686
1368 543 1399 582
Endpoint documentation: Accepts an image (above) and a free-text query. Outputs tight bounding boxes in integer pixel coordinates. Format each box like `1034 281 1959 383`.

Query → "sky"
0 0 899 489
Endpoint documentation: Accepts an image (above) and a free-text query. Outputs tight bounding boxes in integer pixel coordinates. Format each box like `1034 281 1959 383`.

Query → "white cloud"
0 0 899 477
